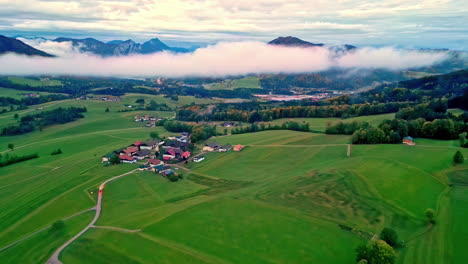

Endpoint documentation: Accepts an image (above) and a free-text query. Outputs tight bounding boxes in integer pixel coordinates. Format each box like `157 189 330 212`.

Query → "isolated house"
193 155 205 162
222 122 236 127
402 136 415 145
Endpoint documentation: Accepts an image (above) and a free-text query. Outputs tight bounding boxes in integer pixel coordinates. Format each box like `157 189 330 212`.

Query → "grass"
204 76 260 90
0 92 466 264
7 76 62 87
0 210 94 263
0 87 61 99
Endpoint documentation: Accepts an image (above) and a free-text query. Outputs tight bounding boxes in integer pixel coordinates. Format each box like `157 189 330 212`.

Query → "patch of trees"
351 118 466 144
356 240 396 264
454 150 464 164
231 121 310 135
0 153 39 167
177 102 412 123
145 100 172 111
1 107 87 136
0 94 69 107
159 120 217 143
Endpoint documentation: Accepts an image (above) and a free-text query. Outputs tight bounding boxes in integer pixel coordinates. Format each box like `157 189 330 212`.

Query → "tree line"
1 107 87 136
177 102 413 123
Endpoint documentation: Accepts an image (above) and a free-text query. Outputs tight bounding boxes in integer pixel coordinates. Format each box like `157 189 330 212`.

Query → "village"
102 132 244 181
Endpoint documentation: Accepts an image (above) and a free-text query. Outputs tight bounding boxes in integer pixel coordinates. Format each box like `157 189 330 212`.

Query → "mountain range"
1 35 360 58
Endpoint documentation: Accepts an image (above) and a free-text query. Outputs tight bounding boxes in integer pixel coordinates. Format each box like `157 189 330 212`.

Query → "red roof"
233 145 244 151
163 156 171 161
119 154 135 161
124 146 138 154
133 141 143 146
182 151 191 158
148 159 163 165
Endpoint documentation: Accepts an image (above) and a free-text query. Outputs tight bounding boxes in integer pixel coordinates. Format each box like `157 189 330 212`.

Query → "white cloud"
0 41 448 77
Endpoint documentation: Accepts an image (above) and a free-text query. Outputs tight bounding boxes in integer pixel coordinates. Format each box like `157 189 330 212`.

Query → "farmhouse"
193 155 205 162
219 144 232 152
134 149 151 160
222 122 237 127
233 144 245 151
123 146 139 155
147 159 164 167
119 154 137 163
402 136 415 145
203 141 221 152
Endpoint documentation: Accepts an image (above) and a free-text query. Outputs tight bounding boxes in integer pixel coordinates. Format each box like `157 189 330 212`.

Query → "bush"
168 174 179 182
51 148 62 155
380 228 399 248
453 150 464 164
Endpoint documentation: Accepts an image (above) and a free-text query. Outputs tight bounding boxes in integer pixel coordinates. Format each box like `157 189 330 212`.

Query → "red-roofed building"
182 151 191 159
233 145 244 151
133 141 143 146
119 154 137 163
123 146 139 155
147 159 164 167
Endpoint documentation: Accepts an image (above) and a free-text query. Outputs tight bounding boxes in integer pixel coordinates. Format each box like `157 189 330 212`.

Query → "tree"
248 111 262 123
369 240 396 264
425 208 435 224
453 150 464 164
150 131 160 140
13 113 19 119
109 155 120 165
380 228 399 248
105 107 110 112
168 174 179 182
356 241 396 264
7 143 14 151
135 98 145 104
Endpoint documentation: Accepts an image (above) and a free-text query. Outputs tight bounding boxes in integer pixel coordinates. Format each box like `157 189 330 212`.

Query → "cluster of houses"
134 115 164 128
202 141 244 152
102 133 194 177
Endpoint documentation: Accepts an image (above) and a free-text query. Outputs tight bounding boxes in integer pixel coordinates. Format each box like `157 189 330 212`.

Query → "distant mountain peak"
268 36 324 47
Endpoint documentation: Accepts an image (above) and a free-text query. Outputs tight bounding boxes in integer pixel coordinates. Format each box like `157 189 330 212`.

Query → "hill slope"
0 35 54 57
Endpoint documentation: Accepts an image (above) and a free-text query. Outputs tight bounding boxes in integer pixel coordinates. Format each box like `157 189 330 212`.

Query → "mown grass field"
7 76 62 87
203 76 260 90
0 91 467 264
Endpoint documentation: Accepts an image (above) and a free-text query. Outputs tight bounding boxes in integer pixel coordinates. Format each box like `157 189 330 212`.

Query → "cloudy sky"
0 0 467 49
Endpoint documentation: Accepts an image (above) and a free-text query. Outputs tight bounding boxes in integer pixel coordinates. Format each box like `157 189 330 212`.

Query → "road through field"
46 169 138 264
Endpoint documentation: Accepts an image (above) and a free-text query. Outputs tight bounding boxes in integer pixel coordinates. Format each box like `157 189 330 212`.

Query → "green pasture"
204 76 260 90
7 76 62 87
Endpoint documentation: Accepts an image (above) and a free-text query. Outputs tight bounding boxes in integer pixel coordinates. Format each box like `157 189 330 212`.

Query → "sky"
0 0 467 49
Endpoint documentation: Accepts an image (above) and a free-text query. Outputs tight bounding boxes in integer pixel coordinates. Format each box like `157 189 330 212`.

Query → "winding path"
46 169 137 264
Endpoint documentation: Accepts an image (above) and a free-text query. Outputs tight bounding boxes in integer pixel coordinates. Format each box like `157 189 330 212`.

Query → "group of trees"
0 94 69 113
159 120 217 143
0 153 39 167
356 228 402 264
1 107 87 136
231 121 310 135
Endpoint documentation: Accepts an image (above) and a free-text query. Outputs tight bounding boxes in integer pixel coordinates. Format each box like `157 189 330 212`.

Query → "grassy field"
0 87 62 99
204 76 260 90
0 91 467 264
7 76 62 87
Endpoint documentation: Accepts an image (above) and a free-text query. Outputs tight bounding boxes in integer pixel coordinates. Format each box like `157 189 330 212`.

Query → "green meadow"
0 92 467 263
204 76 260 90
7 76 62 87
